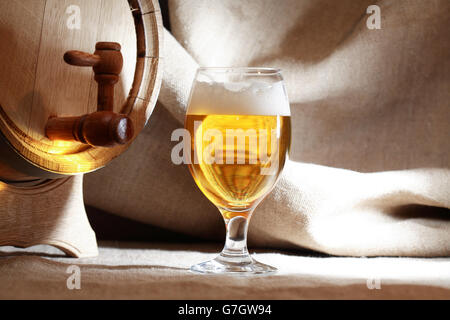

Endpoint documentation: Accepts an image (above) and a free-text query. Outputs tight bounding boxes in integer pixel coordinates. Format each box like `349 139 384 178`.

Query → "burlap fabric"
84 0 450 256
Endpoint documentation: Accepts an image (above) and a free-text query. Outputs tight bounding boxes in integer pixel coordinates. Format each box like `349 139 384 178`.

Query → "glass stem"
219 209 253 263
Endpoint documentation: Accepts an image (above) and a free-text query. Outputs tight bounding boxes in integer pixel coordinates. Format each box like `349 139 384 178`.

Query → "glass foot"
190 254 277 275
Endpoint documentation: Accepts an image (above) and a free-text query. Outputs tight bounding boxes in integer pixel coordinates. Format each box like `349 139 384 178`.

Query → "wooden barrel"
0 0 162 183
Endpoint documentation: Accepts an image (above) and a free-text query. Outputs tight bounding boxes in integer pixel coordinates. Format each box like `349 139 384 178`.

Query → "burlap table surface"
83 0 450 256
1 241 449 299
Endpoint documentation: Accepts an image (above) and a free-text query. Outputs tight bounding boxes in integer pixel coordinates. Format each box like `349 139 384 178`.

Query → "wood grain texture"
0 0 162 178
0 176 98 258
0 0 46 139
87 0 138 115
27 0 102 146
135 0 158 14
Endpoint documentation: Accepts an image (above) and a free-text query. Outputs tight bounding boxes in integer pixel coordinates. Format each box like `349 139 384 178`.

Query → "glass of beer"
185 67 291 275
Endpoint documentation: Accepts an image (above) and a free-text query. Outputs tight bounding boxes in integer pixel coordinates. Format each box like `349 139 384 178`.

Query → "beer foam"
187 80 291 116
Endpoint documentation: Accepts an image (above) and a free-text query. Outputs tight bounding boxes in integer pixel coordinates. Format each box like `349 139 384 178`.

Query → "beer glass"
185 67 291 274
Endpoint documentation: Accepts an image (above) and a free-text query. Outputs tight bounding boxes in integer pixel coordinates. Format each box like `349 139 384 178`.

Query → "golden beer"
185 114 290 218
185 67 290 274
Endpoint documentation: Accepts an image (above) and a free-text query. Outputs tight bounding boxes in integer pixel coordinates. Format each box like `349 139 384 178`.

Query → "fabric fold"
85 0 449 256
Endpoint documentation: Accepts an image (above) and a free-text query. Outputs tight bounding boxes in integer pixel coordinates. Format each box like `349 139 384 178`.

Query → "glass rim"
197 67 282 76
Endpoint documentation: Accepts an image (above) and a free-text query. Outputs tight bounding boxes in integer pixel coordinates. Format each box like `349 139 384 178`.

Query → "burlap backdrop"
84 0 450 256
